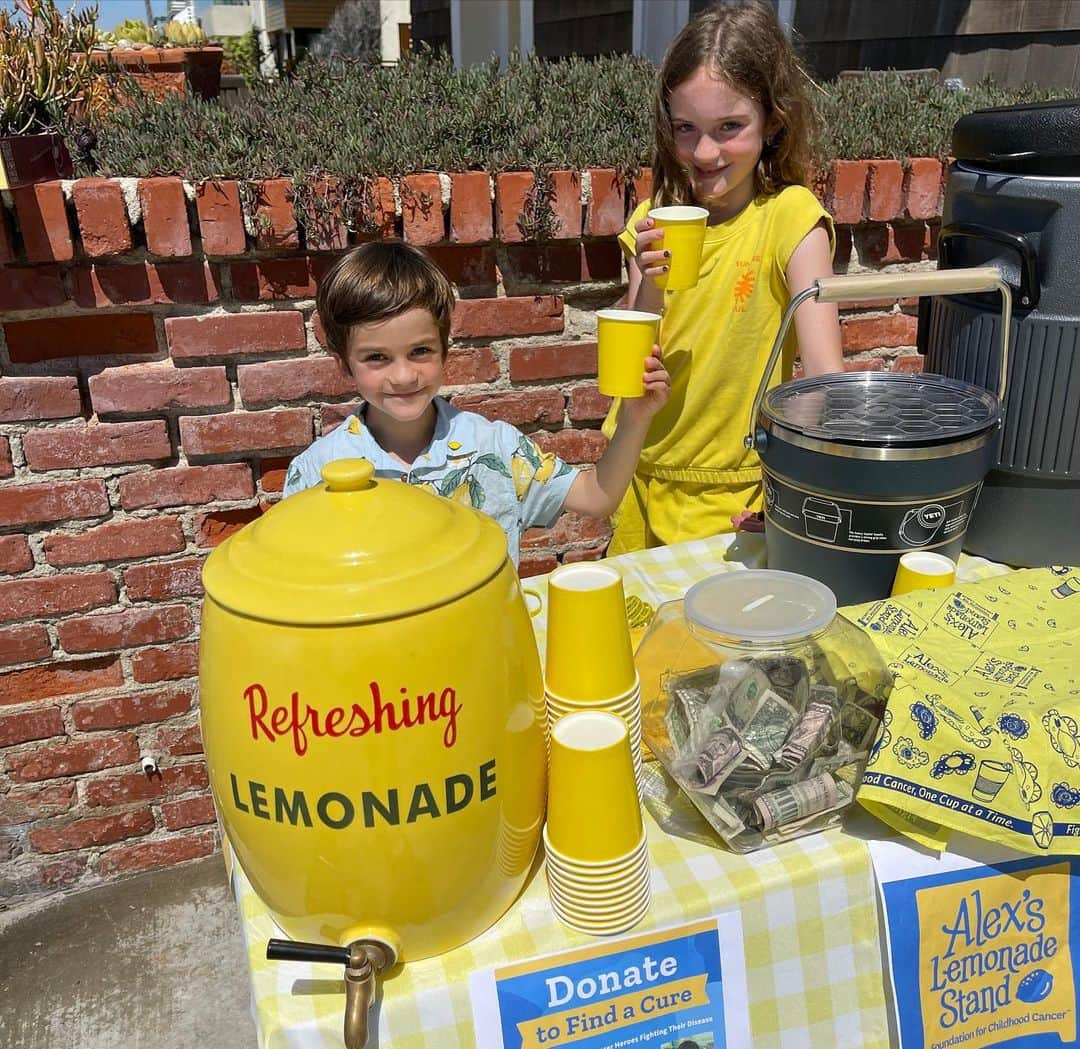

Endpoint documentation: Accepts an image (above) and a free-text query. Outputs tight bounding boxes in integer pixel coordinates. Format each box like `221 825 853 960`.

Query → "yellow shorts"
607 472 764 556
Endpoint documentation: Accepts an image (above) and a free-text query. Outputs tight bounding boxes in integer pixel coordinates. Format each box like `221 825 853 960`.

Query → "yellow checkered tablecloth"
232 534 1012 1049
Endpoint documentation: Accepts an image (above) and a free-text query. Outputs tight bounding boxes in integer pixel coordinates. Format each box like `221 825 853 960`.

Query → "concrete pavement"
0 855 257 1049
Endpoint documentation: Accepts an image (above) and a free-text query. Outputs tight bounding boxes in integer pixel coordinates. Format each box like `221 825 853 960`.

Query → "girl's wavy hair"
650 1 818 208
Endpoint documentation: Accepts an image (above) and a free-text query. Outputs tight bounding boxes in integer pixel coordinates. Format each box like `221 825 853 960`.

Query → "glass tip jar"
637 570 892 853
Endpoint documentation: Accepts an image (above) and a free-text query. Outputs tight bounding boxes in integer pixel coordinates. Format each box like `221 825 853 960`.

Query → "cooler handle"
744 266 1012 451
938 224 1039 309
814 266 1002 302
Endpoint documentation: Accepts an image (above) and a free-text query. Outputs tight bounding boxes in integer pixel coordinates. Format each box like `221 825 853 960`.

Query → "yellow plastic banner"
851 567 1080 855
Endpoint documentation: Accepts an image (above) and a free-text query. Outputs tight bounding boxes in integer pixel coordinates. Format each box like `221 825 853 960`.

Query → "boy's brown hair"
316 239 456 359
651 0 817 208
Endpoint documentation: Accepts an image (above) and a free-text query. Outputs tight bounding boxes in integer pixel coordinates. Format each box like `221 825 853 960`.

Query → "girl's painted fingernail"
662 265 670 272
663 251 671 258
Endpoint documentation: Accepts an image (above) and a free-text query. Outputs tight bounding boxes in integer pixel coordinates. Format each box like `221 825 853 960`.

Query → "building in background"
411 0 1080 90
198 0 412 70
792 0 1080 88
409 0 790 67
168 0 199 22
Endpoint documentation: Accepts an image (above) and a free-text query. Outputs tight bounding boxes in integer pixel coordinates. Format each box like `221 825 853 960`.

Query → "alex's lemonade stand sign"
469 915 748 1049
873 840 1079 1048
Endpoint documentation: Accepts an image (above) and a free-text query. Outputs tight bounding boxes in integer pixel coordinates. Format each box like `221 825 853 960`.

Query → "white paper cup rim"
648 205 709 222
550 709 628 751
596 308 662 324
899 551 957 575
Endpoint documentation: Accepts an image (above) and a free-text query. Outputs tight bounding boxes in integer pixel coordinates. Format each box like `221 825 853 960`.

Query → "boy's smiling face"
343 307 446 439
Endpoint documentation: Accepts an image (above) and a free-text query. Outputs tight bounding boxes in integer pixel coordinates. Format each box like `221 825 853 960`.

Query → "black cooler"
922 99 1080 566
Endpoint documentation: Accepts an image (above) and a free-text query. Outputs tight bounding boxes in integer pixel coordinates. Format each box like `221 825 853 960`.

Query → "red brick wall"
0 160 942 903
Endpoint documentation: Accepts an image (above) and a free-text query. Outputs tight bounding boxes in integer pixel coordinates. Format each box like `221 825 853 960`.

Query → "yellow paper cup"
545 711 643 862
545 563 636 701
596 309 660 398
648 205 709 291
551 896 650 935
546 854 650 894
548 880 650 915
545 674 641 710
891 551 957 596
544 829 649 877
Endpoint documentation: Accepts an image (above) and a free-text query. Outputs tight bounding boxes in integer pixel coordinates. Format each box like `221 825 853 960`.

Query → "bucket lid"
761 372 999 447
952 99 1080 176
201 458 508 624
684 570 836 645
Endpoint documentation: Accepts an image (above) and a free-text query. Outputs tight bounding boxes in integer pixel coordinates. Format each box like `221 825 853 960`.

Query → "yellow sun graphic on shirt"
733 270 756 303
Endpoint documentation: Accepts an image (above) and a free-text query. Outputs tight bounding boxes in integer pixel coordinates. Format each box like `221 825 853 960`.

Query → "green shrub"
814 72 1063 161
217 29 266 85
82 51 1068 181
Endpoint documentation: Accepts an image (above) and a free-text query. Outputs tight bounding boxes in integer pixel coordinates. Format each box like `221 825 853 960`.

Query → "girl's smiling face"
669 65 776 222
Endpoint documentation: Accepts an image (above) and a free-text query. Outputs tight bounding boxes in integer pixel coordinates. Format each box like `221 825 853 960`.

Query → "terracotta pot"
0 133 73 189
84 46 224 101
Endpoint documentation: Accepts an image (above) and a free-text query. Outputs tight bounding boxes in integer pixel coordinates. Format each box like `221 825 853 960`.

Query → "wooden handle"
815 267 1002 303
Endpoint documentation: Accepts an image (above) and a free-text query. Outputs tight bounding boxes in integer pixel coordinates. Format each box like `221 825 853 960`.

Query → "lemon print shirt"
606 186 834 549
283 397 578 565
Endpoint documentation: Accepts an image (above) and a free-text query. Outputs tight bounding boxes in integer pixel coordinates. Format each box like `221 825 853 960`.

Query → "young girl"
605 0 843 554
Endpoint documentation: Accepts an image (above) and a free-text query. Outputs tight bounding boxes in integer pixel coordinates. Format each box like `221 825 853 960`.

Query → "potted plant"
91 18 224 101
0 0 106 188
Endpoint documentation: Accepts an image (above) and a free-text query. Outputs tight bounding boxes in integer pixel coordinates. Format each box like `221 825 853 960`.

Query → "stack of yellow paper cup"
544 711 651 935
891 551 957 596
648 205 709 291
544 562 643 789
596 309 661 398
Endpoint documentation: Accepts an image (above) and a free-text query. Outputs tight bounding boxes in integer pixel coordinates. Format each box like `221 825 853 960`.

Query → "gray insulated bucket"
746 268 1011 606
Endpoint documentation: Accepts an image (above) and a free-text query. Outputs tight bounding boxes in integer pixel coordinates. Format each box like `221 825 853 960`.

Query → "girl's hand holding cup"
619 345 670 426
647 206 710 291
634 216 670 282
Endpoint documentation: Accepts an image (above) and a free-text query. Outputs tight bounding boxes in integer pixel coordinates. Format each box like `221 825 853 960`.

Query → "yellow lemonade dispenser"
199 459 547 1047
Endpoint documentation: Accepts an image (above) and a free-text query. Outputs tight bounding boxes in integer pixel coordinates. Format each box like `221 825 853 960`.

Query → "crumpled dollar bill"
656 652 881 852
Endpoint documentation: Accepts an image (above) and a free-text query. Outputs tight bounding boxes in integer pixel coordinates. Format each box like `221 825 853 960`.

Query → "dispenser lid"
952 99 1080 176
684 570 836 644
762 372 999 447
202 458 509 624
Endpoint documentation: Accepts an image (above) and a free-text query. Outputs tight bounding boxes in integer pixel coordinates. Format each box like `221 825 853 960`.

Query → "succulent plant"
164 20 208 48
0 0 106 136
110 17 159 46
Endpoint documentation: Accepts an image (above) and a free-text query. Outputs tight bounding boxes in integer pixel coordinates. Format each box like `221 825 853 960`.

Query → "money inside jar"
659 652 883 851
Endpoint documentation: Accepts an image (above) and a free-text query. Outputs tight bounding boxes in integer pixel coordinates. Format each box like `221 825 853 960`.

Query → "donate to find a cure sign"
875 844 1080 1049
469 914 749 1049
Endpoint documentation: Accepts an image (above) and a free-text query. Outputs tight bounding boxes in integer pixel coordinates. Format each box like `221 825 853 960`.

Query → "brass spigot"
343 940 396 1049
267 936 397 1049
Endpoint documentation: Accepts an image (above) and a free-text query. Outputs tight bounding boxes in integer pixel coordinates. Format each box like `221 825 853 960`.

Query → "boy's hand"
634 217 669 281
619 345 670 426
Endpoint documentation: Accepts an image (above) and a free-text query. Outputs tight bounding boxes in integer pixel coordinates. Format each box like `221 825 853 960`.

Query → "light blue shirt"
282 398 579 564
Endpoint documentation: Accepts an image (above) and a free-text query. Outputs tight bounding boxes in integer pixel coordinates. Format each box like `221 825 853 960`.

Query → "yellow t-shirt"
603 185 834 552
613 185 834 482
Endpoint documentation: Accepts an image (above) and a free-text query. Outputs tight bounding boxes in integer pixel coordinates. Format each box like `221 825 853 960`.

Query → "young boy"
283 240 670 563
